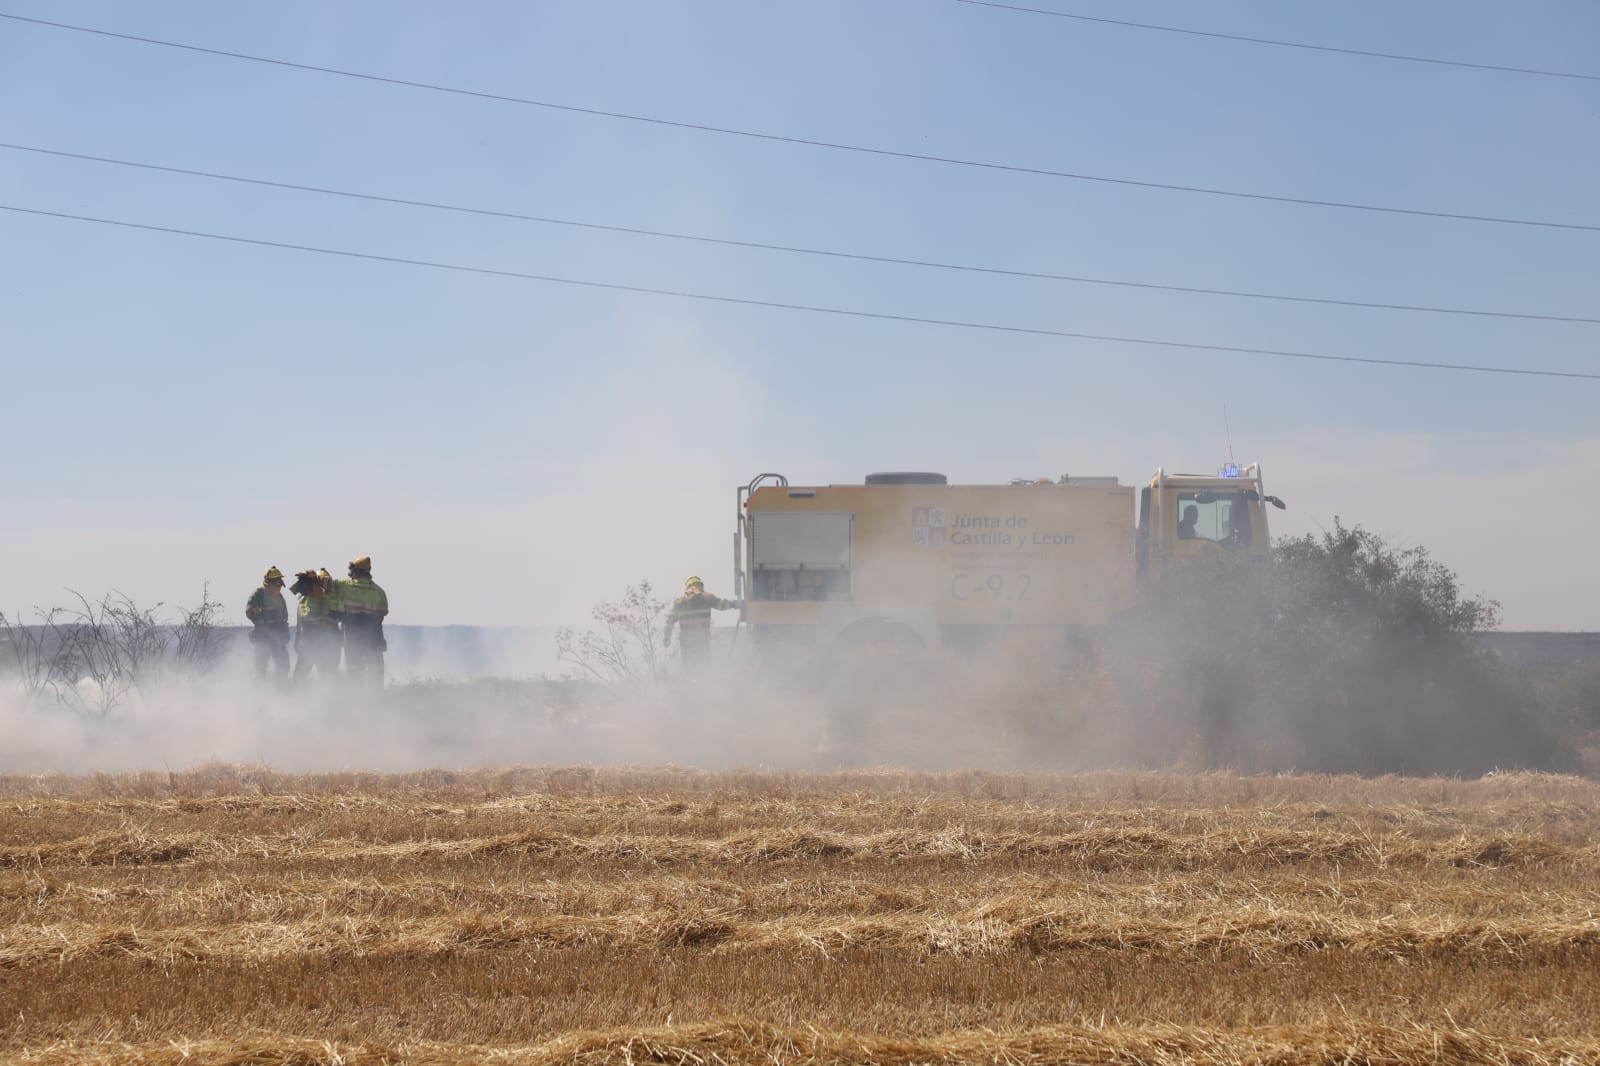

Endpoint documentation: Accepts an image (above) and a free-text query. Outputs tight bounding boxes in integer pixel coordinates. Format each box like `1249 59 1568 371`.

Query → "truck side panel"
746 484 1136 639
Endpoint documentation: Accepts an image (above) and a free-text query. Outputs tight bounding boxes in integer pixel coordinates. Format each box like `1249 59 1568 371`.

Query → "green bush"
1102 520 1572 776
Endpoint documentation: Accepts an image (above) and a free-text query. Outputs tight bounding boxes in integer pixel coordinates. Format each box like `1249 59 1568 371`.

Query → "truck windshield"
1175 492 1252 547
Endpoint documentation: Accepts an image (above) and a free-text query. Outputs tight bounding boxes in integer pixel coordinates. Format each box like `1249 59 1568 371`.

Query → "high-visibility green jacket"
664 591 737 637
245 586 288 627
298 591 339 628
335 577 388 624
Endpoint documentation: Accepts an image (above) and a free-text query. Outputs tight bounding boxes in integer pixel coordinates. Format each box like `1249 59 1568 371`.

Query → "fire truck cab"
1138 462 1285 577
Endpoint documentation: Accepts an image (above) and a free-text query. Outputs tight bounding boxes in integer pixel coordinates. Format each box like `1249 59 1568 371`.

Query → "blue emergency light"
1221 464 1240 478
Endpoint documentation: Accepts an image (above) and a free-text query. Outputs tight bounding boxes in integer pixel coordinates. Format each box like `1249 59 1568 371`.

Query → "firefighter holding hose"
662 576 741 674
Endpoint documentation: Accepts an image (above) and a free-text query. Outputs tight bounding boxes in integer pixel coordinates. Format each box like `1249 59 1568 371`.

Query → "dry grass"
2 766 1598 1064
11 1022 1600 1066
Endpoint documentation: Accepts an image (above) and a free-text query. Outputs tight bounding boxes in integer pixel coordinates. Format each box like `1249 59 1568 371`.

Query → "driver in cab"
1177 504 1200 540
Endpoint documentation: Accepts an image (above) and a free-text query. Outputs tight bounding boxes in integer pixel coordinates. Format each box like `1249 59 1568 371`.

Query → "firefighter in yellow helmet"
244 566 291 681
334 555 389 688
662 576 741 674
290 568 341 683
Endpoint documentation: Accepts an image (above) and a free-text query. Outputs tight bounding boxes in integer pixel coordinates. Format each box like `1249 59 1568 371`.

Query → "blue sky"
2 1 1596 627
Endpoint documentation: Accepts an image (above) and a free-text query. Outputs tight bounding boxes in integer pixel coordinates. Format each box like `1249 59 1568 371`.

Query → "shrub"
1103 520 1570 776
0 587 227 715
554 580 669 685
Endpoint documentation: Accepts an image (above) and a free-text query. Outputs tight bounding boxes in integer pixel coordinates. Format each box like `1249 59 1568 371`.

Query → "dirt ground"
2 765 1598 1064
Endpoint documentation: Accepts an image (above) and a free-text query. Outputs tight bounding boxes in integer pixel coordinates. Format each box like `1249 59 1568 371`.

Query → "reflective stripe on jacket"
298 592 339 627
335 577 388 620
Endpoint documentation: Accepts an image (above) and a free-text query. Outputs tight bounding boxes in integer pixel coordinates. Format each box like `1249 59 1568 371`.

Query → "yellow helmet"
685 575 704 589
263 566 284 582
350 556 372 571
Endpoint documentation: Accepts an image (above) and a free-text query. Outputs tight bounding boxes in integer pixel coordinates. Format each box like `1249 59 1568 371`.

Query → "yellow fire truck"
733 465 1284 651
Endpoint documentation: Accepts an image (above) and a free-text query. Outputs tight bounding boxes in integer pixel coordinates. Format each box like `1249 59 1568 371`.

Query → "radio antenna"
1224 404 1238 467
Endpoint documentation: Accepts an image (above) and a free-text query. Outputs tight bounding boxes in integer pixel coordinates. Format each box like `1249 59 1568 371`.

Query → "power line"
7 142 1593 327
2 11 1597 235
3 202 1594 381
956 0 1600 84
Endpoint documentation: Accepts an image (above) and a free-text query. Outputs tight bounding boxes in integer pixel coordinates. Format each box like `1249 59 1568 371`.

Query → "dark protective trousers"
343 623 386 688
678 626 712 674
294 624 342 683
252 626 290 680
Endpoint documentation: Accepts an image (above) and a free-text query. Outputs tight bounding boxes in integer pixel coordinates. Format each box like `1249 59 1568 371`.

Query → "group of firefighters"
244 556 389 687
247 567 736 684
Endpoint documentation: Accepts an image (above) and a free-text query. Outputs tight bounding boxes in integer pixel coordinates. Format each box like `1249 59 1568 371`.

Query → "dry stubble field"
2 766 1598 1065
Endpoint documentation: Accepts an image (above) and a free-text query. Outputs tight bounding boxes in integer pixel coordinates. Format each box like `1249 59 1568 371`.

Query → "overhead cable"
956 1 1600 84
1 12 1596 234
7 143 1593 326
3 202 1594 381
